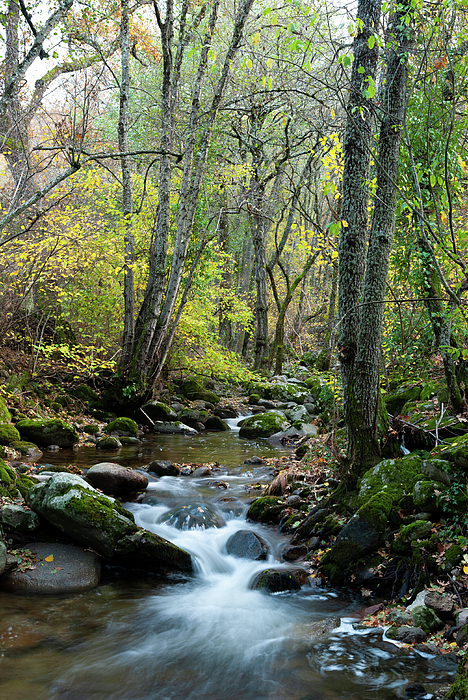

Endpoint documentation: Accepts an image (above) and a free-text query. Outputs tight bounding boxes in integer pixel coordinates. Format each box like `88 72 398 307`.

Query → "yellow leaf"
463 564 468 574
45 555 54 562
331 108 335 120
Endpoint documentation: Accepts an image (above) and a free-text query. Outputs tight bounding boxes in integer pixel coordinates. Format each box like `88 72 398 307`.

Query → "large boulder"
384 382 421 415
141 401 177 423
0 503 40 532
239 410 290 439
204 415 230 431
0 542 101 595
320 491 392 585
250 567 307 592
112 531 193 574
0 424 20 445
26 473 136 558
158 502 225 530
85 463 148 497
265 383 309 404
226 530 270 560
358 454 426 507
432 434 468 470
179 378 220 404
16 419 79 448
0 460 36 499
105 417 138 437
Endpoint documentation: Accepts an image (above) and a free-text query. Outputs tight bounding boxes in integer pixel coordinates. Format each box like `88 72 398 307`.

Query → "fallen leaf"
44 555 54 563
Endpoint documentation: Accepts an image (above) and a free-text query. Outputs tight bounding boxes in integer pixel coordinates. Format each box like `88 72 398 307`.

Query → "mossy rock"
400 400 435 417
265 383 309 404
106 417 138 437
83 424 99 435
0 397 11 423
10 441 43 459
239 410 290 439
442 544 463 572
249 393 261 405
140 401 177 422
413 479 447 512
319 491 392 585
247 496 286 523
96 436 122 449
391 520 433 554
431 434 468 470
51 402 62 413
0 459 35 499
384 382 422 415
112 530 193 574
446 648 468 699
0 423 20 446
26 473 136 558
71 385 100 403
358 454 426 507
16 419 79 448
411 605 444 633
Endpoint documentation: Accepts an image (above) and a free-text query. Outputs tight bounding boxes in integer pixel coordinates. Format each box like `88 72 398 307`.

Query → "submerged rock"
0 542 101 595
112 531 193 574
148 460 180 477
158 502 225 530
226 530 270 560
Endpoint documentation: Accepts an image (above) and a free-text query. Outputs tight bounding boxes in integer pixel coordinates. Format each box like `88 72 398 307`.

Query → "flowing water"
0 423 450 699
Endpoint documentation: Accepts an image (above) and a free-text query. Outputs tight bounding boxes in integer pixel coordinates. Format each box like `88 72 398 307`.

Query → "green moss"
358 454 425 507
239 411 289 438
443 544 463 572
0 459 35 497
0 397 11 423
16 419 79 447
71 384 100 403
10 440 40 455
67 491 135 528
413 479 447 511
83 424 99 435
0 423 20 445
445 649 467 699
384 382 422 415
391 520 433 554
411 605 444 633
247 496 285 522
106 416 138 436
249 393 260 404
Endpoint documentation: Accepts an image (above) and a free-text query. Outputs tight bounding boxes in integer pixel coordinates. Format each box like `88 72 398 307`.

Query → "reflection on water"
0 434 447 700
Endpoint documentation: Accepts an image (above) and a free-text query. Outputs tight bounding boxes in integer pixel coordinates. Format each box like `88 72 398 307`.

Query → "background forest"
0 0 467 464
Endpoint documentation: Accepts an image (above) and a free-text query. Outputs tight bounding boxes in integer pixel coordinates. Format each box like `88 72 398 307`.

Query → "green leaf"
368 35 375 49
430 173 436 187
358 66 365 74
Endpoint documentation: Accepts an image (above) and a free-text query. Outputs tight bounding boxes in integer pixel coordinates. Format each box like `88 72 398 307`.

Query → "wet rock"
141 401 177 423
425 591 454 617
148 460 180 477
247 496 286 524
191 466 212 477
429 653 458 674
216 498 245 518
96 436 122 449
105 417 138 437
308 536 321 550
16 419 79 448
204 416 230 431
0 539 6 575
413 642 441 655
386 626 427 643
387 609 412 625
244 456 265 465
282 545 307 561
0 542 101 595
405 683 427 698
0 503 40 532
153 421 198 435
158 502 225 530
214 407 238 419
85 463 148 497
250 567 306 593
112 530 193 574
208 480 228 489
26 473 136 558
226 530 269 560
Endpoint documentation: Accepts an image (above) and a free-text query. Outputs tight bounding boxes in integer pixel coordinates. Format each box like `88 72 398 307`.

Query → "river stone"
456 608 468 626
424 591 454 617
226 530 269 560
282 544 308 561
0 539 6 575
85 463 148 497
0 503 40 532
15 419 79 448
214 407 238 419
158 502 225 530
141 401 177 423
0 542 101 595
191 466 212 477
411 605 444 633
421 459 452 486
96 436 122 449
429 653 458 674
239 411 290 439
26 473 136 558
286 405 310 423
153 421 198 435
250 567 306 593
112 531 193 574
386 626 427 643
204 415 230 431
148 460 180 477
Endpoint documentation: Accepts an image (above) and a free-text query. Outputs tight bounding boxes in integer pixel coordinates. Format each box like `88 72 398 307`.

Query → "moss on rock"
0 423 20 445
384 382 422 415
358 454 425 507
0 397 11 423
239 410 290 439
16 419 79 448
247 496 286 522
106 416 138 436
0 459 35 498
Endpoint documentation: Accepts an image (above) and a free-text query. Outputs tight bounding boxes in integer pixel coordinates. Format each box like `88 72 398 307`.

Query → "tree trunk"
339 0 412 478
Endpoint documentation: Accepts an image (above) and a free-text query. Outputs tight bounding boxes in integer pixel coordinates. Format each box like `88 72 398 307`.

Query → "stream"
0 421 451 699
